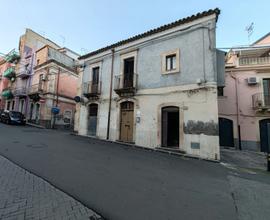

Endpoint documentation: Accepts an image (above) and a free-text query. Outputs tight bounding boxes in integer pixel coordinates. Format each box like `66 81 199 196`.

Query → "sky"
0 0 269 55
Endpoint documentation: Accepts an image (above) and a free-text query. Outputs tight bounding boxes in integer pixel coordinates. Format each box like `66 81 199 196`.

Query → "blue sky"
0 0 269 55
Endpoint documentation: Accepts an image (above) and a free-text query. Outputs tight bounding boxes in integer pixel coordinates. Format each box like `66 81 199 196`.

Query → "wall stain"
184 120 218 136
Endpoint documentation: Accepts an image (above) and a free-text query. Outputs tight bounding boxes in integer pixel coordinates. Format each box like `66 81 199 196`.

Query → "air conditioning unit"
247 77 259 85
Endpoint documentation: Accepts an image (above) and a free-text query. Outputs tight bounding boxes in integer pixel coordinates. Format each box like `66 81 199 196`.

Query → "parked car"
0 111 26 125
0 109 4 122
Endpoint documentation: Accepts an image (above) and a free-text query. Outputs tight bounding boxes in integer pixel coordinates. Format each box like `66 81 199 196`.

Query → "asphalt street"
0 123 263 220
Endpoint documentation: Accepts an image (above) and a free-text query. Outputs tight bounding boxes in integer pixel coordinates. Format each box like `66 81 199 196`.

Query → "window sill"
162 69 180 75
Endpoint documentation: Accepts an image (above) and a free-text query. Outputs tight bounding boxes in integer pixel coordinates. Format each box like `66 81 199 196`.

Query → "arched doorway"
219 117 234 147
88 103 98 136
162 106 179 148
259 119 270 152
120 101 134 142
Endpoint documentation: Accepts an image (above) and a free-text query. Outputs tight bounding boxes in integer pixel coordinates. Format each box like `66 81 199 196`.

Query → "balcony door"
123 57 134 88
263 79 270 106
92 67 99 93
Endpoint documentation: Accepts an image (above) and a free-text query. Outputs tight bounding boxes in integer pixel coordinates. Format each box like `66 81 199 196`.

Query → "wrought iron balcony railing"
252 93 270 109
114 73 138 96
27 84 44 95
4 50 20 63
17 69 31 79
3 67 16 79
1 88 13 99
83 81 101 98
13 87 27 97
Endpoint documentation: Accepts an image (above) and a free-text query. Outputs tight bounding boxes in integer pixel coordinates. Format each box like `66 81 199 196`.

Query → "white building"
75 8 224 160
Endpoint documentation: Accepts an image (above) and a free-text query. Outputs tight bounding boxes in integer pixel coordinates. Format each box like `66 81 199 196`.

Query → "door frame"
116 98 137 143
87 102 100 137
157 103 184 151
259 118 270 152
161 106 180 148
218 117 234 148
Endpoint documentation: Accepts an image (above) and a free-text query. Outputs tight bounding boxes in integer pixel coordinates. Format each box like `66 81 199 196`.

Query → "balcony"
5 51 20 63
13 87 27 97
83 81 101 99
114 74 138 96
17 69 31 79
3 67 16 79
252 93 270 110
1 89 13 99
27 84 43 101
239 57 270 66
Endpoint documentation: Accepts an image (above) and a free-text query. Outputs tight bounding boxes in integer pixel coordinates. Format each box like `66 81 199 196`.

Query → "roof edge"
252 32 270 46
79 8 220 60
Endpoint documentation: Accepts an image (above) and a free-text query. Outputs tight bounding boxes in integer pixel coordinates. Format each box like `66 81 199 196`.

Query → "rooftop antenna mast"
59 35 66 47
245 22 254 45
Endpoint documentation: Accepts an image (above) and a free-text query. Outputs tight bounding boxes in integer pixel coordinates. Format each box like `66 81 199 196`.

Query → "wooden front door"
120 102 134 142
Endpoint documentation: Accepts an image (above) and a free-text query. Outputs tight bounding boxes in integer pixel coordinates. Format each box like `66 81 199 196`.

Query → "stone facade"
76 10 223 160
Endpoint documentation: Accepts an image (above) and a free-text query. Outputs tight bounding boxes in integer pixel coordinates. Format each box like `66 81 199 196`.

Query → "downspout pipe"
230 72 242 150
106 48 115 140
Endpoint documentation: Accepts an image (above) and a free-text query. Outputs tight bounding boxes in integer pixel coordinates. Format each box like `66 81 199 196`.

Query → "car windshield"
10 111 22 118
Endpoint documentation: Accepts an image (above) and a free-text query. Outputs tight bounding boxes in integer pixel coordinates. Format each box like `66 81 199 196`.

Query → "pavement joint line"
0 153 105 220
70 132 220 163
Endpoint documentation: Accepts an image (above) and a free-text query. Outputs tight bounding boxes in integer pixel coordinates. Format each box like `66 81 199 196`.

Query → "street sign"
51 107 60 114
74 96 81 103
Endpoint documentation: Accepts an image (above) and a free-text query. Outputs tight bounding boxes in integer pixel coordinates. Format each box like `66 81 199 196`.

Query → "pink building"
218 33 270 151
28 45 79 129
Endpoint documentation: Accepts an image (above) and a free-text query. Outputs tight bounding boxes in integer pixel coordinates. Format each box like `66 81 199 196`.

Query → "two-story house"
218 33 270 152
29 45 79 129
76 8 224 160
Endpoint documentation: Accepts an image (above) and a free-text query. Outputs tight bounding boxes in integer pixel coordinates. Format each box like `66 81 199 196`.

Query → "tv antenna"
245 22 254 44
59 35 66 47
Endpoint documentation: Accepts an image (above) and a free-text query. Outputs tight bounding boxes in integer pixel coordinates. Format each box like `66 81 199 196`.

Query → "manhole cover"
26 143 47 148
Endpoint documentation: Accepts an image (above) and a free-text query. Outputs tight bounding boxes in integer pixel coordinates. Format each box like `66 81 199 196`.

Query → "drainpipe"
230 72 242 150
52 67 60 129
106 49 115 140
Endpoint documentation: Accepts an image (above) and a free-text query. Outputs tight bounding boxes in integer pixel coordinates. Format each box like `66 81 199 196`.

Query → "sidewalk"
0 155 102 220
220 147 267 171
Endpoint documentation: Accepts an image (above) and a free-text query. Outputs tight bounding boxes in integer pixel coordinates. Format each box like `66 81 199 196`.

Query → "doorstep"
71 132 219 163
